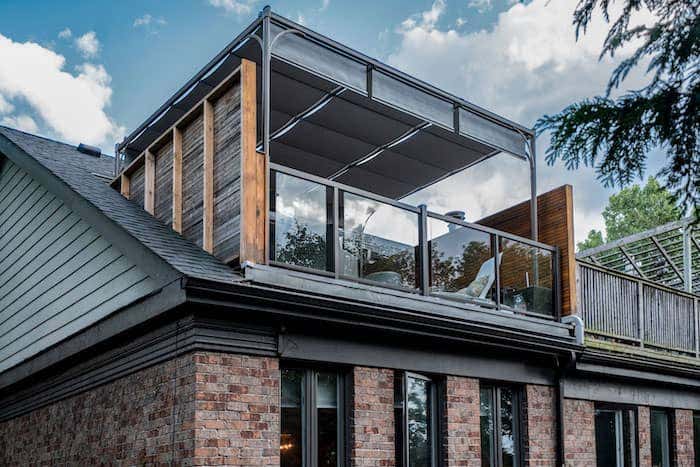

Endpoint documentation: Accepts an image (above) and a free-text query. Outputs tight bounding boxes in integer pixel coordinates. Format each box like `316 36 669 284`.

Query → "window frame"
649 408 673 467
479 383 523 467
693 411 699 467
280 364 348 467
593 403 639 467
394 371 441 467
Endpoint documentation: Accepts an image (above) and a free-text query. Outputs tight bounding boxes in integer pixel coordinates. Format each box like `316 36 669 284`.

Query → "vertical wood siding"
0 159 158 373
182 114 204 248
154 140 173 226
130 165 145 208
212 84 242 261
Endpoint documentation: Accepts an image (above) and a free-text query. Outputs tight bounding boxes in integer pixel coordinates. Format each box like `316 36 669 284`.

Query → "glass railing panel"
270 170 333 272
499 237 554 316
339 191 419 290
427 217 496 306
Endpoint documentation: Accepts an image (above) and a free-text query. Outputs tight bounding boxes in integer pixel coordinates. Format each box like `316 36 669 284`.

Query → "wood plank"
144 150 155 215
172 127 183 233
120 174 130 199
239 58 266 265
202 99 214 253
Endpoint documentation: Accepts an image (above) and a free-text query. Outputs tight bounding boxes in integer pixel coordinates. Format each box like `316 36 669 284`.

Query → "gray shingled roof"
0 126 241 284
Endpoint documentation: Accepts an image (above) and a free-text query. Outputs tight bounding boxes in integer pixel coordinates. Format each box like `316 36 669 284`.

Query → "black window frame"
479 383 523 467
649 408 673 467
593 402 639 467
394 371 441 467
281 364 348 467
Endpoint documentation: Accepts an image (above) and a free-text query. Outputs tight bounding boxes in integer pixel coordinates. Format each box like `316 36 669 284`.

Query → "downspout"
557 315 584 466
529 135 538 242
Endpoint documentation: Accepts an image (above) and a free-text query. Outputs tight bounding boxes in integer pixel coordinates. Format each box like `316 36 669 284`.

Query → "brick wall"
674 409 695 467
192 353 280 465
638 406 652 467
350 367 395 466
524 385 558 466
0 354 197 465
0 351 280 466
442 376 481 466
563 398 596 467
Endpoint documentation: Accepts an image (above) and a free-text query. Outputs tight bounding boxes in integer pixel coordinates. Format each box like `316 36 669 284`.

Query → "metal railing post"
637 280 645 348
333 186 340 279
418 204 429 295
494 235 501 310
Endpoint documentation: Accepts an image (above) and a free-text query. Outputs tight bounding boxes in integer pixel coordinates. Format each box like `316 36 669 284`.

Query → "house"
0 8 698 466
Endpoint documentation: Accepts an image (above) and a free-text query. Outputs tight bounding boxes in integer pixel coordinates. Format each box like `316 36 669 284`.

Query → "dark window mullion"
306 370 318 467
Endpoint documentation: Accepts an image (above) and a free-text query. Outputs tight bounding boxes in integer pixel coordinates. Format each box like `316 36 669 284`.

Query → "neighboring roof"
577 217 699 293
0 126 241 285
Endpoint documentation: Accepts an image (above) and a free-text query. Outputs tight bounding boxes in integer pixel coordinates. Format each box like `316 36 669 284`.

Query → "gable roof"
0 126 241 285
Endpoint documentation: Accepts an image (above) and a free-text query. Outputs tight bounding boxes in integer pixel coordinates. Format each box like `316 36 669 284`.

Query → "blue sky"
0 0 662 243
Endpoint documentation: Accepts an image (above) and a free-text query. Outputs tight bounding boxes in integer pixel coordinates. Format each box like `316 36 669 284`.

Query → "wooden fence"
576 260 700 356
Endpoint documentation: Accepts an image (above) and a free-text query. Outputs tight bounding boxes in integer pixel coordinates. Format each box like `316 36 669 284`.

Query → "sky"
0 0 664 246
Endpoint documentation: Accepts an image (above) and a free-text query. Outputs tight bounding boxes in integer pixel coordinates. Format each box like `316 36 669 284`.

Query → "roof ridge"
0 125 115 159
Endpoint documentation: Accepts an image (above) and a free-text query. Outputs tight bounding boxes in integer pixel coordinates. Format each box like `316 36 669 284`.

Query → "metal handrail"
270 164 560 318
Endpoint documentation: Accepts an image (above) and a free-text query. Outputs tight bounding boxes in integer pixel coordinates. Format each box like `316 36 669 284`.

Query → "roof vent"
76 143 102 157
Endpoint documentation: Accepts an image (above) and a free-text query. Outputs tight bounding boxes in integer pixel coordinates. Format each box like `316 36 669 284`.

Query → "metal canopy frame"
115 7 539 241
578 217 699 294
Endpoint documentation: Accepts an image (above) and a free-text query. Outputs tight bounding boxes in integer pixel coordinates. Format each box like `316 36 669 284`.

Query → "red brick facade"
0 352 279 466
0 354 197 465
192 353 280 465
524 385 558 466
638 406 652 467
441 376 481 466
674 409 695 467
350 366 395 466
563 398 596 467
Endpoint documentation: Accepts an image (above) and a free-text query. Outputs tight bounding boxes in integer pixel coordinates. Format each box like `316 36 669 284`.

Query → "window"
594 405 637 467
281 367 345 467
693 412 699 467
480 385 521 467
394 372 438 467
650 409 672 467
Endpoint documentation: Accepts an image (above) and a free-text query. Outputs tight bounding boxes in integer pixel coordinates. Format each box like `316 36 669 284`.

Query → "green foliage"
276 221 328 270
577 229 605 251
576 177 682 252
536 0 699 213
603 176 682 240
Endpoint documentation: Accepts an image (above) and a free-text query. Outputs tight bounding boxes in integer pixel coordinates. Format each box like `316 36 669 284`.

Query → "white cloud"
1 115 38 133
133 14 167 28
455 17 467 28
468 0 493 13
208 0 258 15
75 31 100 59
393 0 655 243
58 28 72 39
320 0 330 12
0 95 14 114
0 33 122 146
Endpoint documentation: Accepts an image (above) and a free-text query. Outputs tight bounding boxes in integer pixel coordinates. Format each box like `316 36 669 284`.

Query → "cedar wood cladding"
478 185 576 315
121 69 246 263
0 159 158 373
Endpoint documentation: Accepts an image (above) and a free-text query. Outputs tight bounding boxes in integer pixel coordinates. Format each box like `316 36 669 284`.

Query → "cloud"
208 0 258 15
392 0 655 243
1 115 38 133
133 14 167 28
0 33 122 146
75 31 100 58
58 28 72 39
468 0 493 13
0 95 14 114
320 0 330 12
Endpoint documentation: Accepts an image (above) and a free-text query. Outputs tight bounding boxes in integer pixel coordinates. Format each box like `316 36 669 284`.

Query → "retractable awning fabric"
119 10 533 200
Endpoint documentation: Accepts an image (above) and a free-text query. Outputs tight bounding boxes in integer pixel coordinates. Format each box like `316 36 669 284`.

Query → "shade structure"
118 9 533 201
